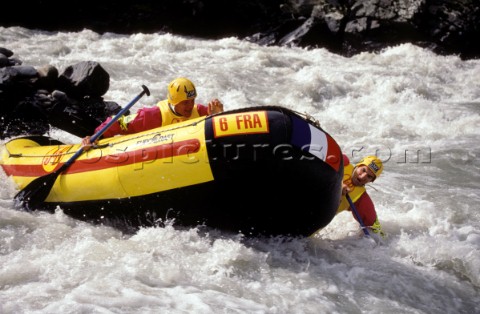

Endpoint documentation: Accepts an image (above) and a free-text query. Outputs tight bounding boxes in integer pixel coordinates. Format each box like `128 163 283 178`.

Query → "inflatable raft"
1 106 343 236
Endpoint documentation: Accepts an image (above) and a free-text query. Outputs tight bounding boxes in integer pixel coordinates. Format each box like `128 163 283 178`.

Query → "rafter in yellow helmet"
167 77 197 105
356 156 383 180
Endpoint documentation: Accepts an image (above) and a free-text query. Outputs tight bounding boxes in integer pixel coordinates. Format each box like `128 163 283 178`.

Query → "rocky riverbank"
0 47 122 139
2 0 479 60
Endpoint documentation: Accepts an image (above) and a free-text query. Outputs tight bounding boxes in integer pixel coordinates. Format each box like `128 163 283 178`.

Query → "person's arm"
197 99 224 116
94 116 124 138
81 135 96 151
354 193 386 237
353 193 376 226
341 154 351 197
197 104 209 116
95 106 162 138
207 99 224 114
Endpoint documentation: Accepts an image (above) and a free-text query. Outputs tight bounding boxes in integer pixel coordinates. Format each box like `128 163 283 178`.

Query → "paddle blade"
14 172 60 210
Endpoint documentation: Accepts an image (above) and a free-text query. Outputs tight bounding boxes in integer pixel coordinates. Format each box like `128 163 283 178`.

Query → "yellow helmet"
356 156 383 181
167 77 197 105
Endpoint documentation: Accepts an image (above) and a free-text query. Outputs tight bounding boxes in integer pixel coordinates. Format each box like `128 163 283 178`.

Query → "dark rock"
2 0 477 60
36 65 59 92
0 47 14 58
412 0 480 59
1 93 51 139
0 51 122 139
0 54 9 68
57 61 110 98
46 91 123 138
8 58 23 66
0 65 39 114
0 65 38 81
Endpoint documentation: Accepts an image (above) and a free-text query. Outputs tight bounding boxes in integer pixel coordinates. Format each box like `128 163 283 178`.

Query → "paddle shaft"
346 193 370 236
14 85 150 208
89 85 150 143
61 84 150 171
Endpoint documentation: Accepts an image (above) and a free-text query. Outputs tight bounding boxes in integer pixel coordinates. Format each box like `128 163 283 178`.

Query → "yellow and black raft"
1 106 343 236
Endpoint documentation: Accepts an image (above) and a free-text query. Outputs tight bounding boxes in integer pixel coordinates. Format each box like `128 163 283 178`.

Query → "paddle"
14 85 150 210
346 193 370 237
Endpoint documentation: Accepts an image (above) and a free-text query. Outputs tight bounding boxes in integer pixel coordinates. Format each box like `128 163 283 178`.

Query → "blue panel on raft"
290 115 312 152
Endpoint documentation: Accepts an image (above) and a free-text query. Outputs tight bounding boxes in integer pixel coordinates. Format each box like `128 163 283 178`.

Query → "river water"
1 27 479 313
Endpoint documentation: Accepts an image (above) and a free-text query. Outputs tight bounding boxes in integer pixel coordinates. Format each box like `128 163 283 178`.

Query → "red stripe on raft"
1 164 39 177
325 134 342 172
1 139 200 177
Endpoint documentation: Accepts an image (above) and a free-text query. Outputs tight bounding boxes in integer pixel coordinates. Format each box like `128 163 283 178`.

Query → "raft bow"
1 106 343 236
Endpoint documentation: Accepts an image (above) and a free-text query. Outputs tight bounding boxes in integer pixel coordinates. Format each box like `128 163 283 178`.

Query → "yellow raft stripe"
1 117 215 202
50 118 214 202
